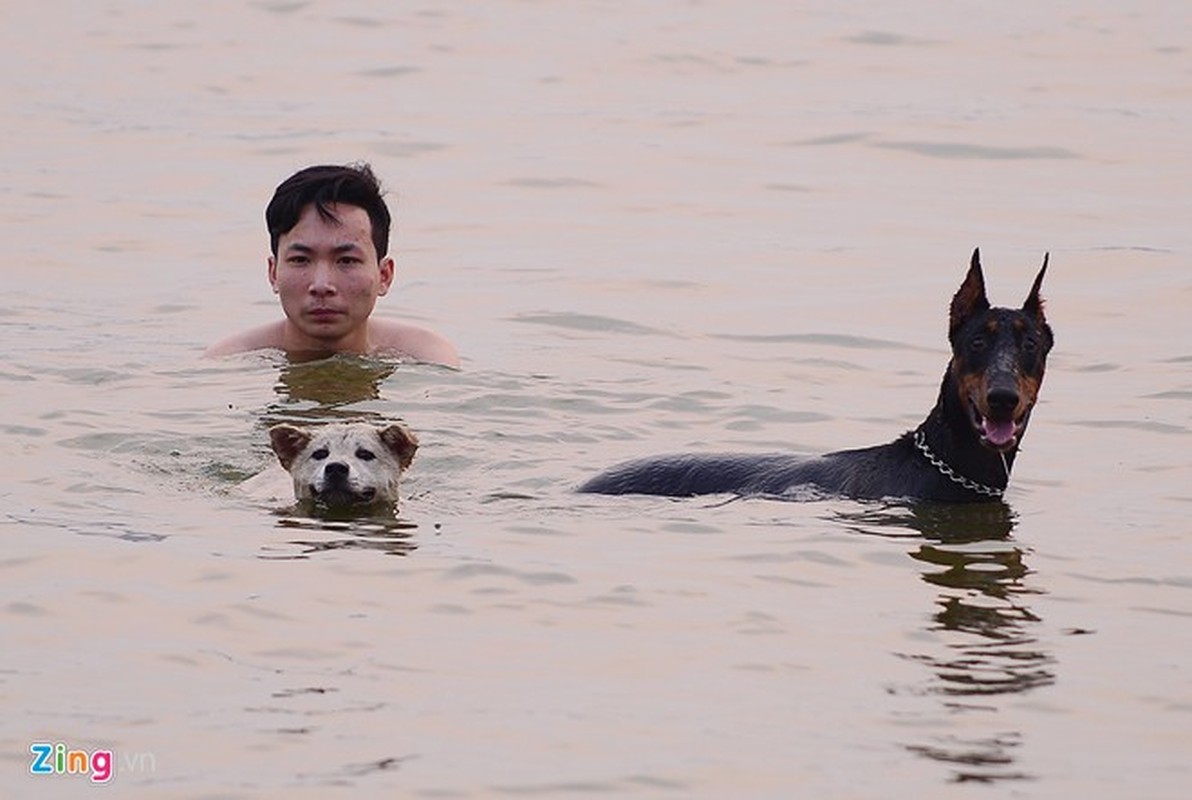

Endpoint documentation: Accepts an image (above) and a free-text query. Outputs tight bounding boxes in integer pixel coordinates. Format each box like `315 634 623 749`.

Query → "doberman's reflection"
835 502 1053 784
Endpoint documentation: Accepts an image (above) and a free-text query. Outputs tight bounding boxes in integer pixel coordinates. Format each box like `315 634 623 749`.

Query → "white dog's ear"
269 424 312 470
379 424 419 470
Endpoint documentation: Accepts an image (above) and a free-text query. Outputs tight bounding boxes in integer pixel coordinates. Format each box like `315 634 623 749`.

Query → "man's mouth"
307 307 345 321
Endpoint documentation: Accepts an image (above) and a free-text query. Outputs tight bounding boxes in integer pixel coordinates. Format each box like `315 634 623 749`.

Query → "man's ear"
267 255 279 294
377 255 395 297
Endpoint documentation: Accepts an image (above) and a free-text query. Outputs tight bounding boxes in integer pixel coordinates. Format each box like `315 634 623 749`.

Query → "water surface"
2 2 1190 797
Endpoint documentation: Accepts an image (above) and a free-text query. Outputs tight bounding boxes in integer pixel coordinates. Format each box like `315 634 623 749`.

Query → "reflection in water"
263 353 399 426
260 511 420 559
835 502 1053 784
247 354 423 558
905 733 1027 784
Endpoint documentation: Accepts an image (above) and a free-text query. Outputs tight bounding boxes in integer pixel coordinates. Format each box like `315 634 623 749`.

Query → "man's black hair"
266 163 392 258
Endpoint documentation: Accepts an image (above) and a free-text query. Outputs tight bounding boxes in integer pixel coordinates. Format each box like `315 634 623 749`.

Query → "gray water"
2 2 1190 797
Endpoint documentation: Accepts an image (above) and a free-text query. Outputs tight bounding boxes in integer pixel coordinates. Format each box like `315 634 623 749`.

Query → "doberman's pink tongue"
983 419 1017 446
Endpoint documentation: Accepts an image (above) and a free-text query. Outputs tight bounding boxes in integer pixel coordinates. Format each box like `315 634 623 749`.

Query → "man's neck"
281 321 372 357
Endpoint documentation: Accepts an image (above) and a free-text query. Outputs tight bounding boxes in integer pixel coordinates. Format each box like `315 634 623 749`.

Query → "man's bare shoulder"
202 321 286 358
204 318 459 367
369 318 460 368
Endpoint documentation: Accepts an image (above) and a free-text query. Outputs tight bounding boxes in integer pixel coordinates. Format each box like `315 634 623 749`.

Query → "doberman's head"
948 248 1053 453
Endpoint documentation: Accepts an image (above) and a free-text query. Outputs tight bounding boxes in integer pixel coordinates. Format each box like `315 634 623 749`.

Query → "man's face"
268 203 394 351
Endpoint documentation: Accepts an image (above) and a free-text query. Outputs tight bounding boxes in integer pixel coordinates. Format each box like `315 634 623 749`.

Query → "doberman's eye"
311 447 330 460
1022 336 1038 354
355 448 377 461
968 335 987 352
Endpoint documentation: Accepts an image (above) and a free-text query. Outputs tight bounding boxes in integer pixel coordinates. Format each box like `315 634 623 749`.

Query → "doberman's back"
578 435 983 502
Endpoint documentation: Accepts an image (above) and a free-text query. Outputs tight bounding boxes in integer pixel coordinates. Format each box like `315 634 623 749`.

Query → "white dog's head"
268 422 419 509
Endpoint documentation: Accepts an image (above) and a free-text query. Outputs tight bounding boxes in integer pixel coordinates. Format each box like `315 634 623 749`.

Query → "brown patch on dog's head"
1016 373 1043 412
269 424 312 471
953 368 985 419
953 355 1042 423
379 423 419 470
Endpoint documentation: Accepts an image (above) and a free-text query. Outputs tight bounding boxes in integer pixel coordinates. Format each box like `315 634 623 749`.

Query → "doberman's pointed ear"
950 248 990 340
1023 252 1049 322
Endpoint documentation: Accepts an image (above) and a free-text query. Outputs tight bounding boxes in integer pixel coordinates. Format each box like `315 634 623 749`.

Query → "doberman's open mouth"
968 399 1027 452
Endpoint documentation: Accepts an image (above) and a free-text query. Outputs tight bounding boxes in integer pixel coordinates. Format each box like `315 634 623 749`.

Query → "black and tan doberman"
579 249 1053 502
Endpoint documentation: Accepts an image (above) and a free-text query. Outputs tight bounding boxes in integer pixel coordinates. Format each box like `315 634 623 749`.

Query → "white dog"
266 422 419 509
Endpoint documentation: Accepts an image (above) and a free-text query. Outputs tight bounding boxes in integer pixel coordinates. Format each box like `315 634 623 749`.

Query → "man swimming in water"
205 163 459 367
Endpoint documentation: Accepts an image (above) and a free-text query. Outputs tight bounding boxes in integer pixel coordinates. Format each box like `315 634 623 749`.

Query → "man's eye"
355 448 376 461
311 447 329 460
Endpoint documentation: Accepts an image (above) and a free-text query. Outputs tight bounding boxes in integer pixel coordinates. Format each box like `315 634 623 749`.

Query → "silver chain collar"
912 429 1005 498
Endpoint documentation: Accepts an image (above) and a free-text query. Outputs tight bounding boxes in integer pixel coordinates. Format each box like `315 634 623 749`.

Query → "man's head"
266 163 392 259
265 163 398 353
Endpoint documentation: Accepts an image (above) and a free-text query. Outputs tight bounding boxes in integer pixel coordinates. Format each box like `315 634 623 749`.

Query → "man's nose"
308 261 338 295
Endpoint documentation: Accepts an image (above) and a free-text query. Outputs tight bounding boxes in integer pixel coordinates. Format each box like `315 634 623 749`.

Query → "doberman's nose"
986 386 1020 419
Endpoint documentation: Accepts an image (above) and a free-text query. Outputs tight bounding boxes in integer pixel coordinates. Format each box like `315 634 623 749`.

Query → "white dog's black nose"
324 462 350 484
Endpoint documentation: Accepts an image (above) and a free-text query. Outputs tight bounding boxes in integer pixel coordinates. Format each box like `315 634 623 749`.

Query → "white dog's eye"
312 447 330 460
355 448 377 461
